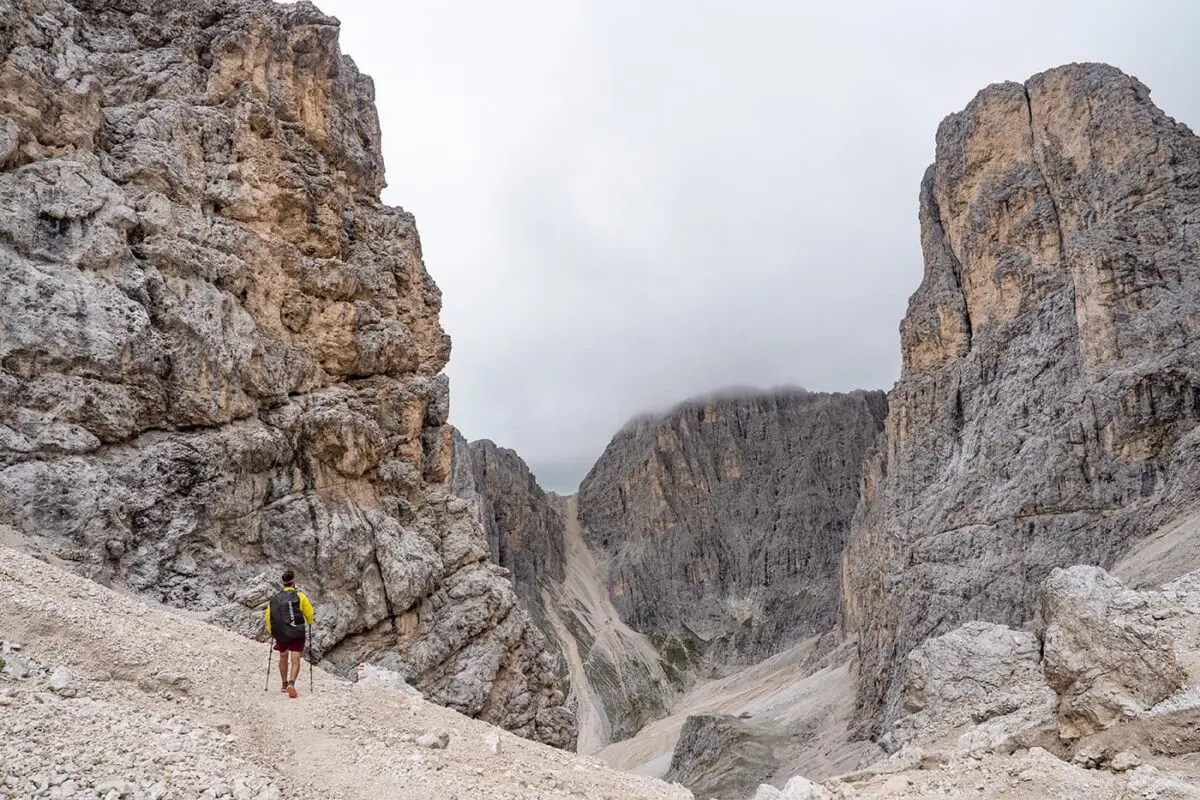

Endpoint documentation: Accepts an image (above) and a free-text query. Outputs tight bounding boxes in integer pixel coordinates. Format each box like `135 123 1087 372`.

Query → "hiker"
265 570 314 698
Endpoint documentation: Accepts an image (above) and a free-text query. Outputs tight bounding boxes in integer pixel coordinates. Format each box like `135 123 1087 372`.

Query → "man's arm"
299 592 314 626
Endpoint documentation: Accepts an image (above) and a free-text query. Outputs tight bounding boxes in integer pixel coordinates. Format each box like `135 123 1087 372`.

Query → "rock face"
448 430 567 634
450 431 675 750
0 0 572 748
580 388 887 668
843 63 1200 736
666 714 782 800
1038 566 1185 739
886 621 1056 754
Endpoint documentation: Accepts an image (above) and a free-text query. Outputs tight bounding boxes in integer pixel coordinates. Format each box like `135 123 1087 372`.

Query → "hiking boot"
281 682 288 694
287 681 298 699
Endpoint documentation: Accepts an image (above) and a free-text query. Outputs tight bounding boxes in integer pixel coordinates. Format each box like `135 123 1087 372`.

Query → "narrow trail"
0 544 693 800
243 682 374 800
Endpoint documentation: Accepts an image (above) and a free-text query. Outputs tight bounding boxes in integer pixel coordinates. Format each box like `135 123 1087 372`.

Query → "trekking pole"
308 624 313 694
264 638 273 692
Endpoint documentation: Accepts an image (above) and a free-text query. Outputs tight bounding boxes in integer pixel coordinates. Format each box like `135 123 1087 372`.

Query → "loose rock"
416 730 451 750
1039 566 1185 738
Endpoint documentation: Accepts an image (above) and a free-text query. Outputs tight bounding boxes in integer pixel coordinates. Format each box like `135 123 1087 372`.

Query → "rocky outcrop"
885 622 1056 754
843 63 1200 736
903 623 1046 721
449 430 566 634
450 432 675 750
0 0 572 748
666 714 782 800
1038 566 1185 739
581 388 887 668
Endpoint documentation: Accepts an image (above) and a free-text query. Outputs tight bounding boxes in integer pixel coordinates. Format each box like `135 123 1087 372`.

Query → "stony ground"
809 746 1200 799
599 636 869 783
8 542 1200 800
0 547 692 800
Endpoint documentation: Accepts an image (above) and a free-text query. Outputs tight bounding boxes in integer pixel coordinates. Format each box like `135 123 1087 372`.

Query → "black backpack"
269 590 306 642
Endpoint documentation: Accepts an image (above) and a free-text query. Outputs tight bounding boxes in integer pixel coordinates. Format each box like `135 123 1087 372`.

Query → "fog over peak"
298 0 1200 492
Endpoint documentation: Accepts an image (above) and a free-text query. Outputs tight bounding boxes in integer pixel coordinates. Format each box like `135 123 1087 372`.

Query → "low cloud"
308 0 1200 492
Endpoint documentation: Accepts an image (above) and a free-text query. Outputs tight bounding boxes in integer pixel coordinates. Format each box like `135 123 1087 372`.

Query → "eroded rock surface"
1038 566 1185 739
449 430 566 635
0 0 572 748
843 62 1200 736
580 388 887 669
666 714 782 800
886 621 1056 754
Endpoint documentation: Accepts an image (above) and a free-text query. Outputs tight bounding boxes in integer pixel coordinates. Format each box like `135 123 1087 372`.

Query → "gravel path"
0 546 693 800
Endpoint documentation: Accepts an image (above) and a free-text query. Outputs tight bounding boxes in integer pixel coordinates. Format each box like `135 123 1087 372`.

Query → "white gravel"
0 546 693 800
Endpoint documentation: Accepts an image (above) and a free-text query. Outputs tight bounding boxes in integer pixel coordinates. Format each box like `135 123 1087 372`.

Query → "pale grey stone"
580 388 886 669
0 0 571 749
844 63 1200 736
779 776 832 800
47 667 77 698
1110 751 1142 772
416 729 450 749
1038 565 1185 739
885 621 1056 754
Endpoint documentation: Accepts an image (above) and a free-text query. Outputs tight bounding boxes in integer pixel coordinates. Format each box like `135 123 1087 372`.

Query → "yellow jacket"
265 586 314 635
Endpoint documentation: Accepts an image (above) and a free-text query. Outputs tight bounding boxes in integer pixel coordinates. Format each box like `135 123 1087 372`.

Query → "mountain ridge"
453 386 888 755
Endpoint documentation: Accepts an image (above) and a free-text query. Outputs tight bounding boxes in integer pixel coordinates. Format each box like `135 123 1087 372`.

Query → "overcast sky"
300 0 1200 493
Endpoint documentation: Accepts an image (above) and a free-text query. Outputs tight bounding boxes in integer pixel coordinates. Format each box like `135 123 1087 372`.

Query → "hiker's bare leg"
289 651 302 683
278 651 288 684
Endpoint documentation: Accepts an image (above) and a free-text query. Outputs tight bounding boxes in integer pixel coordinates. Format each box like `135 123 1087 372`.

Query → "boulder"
886 621 1055 753
415 729 450 750
752 775 831 800
1038 566 1185 738
47 666 78 698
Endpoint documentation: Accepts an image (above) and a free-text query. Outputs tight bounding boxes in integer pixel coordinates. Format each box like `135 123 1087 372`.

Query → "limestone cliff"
843 63 1200 738
581 388 887 668
0 0 573 748
450 389 886 753
665 714 783 800
448 430 567 634
449 431 672 751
